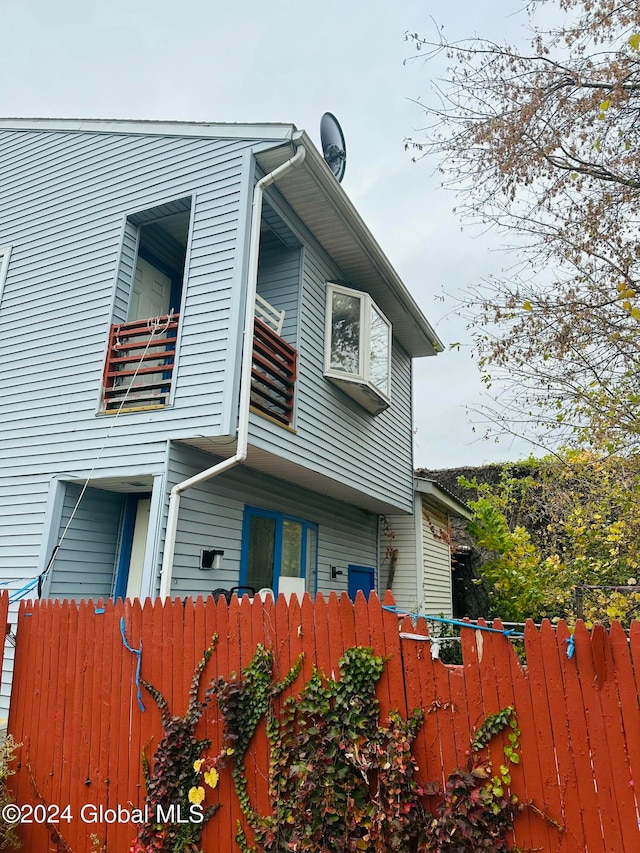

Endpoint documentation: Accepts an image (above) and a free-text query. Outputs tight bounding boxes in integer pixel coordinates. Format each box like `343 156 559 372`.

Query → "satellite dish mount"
320 112 347 183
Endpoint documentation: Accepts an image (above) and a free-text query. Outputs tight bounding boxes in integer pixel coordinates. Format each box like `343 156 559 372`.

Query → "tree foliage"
408 0 640 451
457 452 640 624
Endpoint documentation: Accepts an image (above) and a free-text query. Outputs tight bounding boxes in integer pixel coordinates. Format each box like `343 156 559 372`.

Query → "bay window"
324 283 392 414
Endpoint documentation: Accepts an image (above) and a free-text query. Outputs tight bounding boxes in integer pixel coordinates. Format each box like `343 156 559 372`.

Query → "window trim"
239 506 318 596
0 246 12 314
323 282 392 413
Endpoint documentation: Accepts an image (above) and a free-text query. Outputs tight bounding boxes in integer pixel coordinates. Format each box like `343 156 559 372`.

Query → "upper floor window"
324 283 391 415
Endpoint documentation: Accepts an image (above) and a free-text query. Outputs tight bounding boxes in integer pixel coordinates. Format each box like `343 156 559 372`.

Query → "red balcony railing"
102 311 296 423
102 313 179 412
251 317 297 426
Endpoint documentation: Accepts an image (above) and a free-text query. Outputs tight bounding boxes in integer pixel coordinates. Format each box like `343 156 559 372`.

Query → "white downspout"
159 145 306 600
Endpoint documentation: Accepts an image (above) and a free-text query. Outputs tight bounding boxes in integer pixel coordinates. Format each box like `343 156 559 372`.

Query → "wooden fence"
5 591 640 852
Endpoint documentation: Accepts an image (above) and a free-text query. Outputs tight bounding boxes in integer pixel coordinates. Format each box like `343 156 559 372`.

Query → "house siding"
421 501 453 616
382 512 420 612
48 484 124 601
0 128 284 579
255 238 301 346
0 129 265 450
164 444 378 599
247 206 414 514
383 495 454 616
113 218 139 323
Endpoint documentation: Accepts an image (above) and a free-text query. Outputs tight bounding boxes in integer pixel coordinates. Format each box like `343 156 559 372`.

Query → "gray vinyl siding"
421 502 453 617
0 128 265 452
0 475 51 574
0 473 80 610
256 238 301 345
382 512 420 612
383 497 454 616
48 484 124 601
114 218 139 323
248 220 414 514
164 444 378 599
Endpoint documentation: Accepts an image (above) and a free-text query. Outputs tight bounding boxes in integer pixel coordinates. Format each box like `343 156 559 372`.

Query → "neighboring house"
0 117 444 615
381 477 472 617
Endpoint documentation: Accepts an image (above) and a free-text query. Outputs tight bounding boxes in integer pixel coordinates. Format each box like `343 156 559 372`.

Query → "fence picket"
214 595 234 851
610 622 640 829
574 620 627 851
227 594 246 846
523 620 563 852
372 592 407 718
537 620 584 852
594 623 639 849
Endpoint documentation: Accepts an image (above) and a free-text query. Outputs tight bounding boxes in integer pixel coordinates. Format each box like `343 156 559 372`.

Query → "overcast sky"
1 0 543 468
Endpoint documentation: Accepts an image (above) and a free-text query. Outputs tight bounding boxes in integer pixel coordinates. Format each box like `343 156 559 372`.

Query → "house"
0 117 444 615
381 477 472 617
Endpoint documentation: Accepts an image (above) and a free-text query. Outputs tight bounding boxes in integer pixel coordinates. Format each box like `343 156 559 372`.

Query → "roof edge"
291 132 444 356
414 477 472 519
0 117 297 142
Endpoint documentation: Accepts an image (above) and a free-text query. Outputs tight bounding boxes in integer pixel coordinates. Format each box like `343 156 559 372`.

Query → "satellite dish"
320 112 347 183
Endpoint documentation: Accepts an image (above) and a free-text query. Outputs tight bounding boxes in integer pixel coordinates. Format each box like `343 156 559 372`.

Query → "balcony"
250 317 297 426
102 308 297 424
102 314 179 412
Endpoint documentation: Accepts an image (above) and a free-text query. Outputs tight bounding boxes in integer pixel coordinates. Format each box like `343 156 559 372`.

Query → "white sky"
1 0 543 468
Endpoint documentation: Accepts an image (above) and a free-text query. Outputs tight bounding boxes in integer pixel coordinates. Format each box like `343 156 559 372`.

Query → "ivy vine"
208 645 302 833
216 645 425 853
425 706 522 852
214 647 524 853
129 635 222 853
134 639 525 853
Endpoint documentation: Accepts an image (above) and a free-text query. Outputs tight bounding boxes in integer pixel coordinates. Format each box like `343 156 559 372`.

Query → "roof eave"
0 116 298 141
414 477 472 519
256 133 444 359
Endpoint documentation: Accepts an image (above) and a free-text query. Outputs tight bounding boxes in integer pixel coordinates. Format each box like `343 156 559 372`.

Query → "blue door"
347 565 376 600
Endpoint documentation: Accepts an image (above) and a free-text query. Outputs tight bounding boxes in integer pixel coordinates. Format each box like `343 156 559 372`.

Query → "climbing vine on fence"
214 645 425 853
425 706 522 852
133 638 524 853
129 635 222 853
211 646 522 853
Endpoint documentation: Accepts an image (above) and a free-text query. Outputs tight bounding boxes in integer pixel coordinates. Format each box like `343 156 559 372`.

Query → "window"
324 283 391 415
240 507 318 596
0 246 12 313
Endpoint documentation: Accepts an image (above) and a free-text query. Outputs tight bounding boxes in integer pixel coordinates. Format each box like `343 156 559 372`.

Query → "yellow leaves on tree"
407 0 640 453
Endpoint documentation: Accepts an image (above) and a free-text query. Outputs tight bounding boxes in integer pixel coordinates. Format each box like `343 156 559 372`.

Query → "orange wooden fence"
5 591 640 852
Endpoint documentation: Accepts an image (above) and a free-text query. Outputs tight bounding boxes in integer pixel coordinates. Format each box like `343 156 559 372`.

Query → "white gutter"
159 145 306 599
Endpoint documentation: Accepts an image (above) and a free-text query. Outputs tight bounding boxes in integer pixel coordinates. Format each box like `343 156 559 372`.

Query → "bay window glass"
369 305 390 396
329 290 362 374
324 283 392 414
